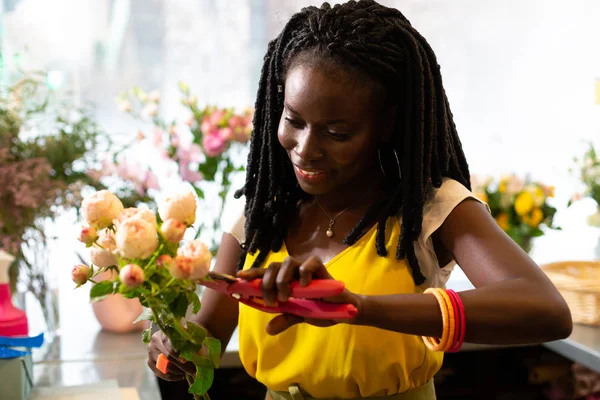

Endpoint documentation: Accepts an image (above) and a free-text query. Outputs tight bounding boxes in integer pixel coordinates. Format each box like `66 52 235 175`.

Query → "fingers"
237 268 265 280
147 332 193 381
261 262 281 306
266 314 304 335
276 258 300 302
298 256 330 286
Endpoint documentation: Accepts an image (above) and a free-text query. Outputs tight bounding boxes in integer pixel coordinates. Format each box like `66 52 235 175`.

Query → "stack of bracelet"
422 288 466 353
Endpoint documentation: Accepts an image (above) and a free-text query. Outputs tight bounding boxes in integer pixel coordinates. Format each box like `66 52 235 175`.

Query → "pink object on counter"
0 251 28 337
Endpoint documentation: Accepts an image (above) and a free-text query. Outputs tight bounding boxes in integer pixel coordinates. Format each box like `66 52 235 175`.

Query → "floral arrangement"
471 175 558 252
73 189 218 399
115 82 252 251
569 142 600 226
0 70 153 320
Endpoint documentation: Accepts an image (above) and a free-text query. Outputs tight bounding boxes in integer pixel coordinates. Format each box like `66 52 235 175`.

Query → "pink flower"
82 190 124 229
118 100 133 113
115 217 158 259
143 170 160 191
177 143 203 164
185 115 195 127
176 239 211 279
158 189 197 225
219 127 233 141
116 161 143 183
71 264 91 285
209 110 225 127
86 169 104 183
114 207 157 227
89 229 118 267
179 164 204 183
78 226 98 246
203 132 227 157
120 264 145 288
169 256 193 280
156 254 175 270
161 218 187 243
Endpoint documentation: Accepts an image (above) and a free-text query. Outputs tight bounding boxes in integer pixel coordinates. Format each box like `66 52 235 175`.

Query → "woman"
148 1 572 399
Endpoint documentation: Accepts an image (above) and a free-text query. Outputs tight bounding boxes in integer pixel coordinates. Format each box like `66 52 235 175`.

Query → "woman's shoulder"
221 198 246 244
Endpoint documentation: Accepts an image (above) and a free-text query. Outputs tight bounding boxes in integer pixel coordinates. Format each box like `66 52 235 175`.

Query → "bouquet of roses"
72 189 219 399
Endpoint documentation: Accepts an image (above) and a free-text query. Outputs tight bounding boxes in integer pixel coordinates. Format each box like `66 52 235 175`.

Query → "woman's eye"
326 131 351 141
285 118 304 129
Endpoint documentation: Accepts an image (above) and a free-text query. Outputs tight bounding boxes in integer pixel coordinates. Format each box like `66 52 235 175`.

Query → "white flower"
82 190 124 229
148 90 160 102
89 229 118 268
158 188 197 225
115 218 158 259
141 103 159 119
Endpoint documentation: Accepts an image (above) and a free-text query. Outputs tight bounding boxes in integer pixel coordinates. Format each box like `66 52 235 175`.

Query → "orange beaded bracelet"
423 288 456 352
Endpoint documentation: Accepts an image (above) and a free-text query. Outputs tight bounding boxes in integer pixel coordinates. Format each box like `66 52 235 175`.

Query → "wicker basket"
541 261 600 326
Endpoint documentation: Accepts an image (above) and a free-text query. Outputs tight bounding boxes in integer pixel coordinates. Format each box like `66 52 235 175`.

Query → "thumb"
266 314 304 335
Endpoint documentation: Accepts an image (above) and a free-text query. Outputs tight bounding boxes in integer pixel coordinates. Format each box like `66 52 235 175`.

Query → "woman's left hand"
237 255 363 335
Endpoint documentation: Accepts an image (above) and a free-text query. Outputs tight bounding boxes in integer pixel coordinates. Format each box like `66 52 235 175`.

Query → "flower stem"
185 374 201 400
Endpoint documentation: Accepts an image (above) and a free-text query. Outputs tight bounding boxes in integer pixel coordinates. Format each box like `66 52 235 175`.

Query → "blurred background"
1 1 600 399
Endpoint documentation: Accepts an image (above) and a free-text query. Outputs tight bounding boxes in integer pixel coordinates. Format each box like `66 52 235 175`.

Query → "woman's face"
277 63 386 197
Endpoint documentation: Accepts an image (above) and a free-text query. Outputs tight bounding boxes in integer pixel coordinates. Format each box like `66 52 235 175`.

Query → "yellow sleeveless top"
238 217 443 398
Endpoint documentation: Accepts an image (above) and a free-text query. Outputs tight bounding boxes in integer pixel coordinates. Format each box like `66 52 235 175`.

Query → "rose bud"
120 263 145 288
72 264 91 285
156 254 174 270
78 226 98 246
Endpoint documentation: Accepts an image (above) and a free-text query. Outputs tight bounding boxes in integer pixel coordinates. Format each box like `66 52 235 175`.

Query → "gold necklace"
314 191 372 238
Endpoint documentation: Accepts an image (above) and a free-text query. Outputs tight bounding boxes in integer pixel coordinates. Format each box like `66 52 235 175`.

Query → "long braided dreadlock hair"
234 0 471 285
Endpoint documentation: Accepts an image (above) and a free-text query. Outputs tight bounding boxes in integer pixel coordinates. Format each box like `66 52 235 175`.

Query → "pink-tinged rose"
71 264 91 285
78 226 98 246
161 218 186 243
158 189 197 225
177 143 203 164
203 132 227 157
89 229 118 267
201 118 214 135
82 190 124 229
115 218 158 259
120 264 145 288
219 127 233 141
114 207 156 227
156 254 174 269
148 90 160 102
169 256 193 280
141 103 158 119
176 239 212 279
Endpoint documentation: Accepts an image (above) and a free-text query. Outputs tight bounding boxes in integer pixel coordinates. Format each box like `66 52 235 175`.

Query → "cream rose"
82 190 124 229
89 229 118 268
160 218 186 243
158 189 197 225
71 264 91 285
176 239 211 279
78 226 98 246
169 256 193 280
114 207 157 227
115 217 158 259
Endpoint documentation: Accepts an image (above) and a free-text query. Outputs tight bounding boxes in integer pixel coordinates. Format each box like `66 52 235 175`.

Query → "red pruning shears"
200 271 358 320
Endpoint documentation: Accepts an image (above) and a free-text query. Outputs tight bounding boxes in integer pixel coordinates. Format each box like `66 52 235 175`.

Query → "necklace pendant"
326 219 335 238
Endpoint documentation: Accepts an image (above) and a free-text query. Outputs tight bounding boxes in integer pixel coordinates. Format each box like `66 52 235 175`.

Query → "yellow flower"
514 191 534 216
532 187 545 207
475 192 488 203
495 213 510 231
523 208 544 228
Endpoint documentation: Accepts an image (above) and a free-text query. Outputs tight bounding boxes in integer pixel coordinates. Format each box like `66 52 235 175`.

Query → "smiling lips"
294 165 327 183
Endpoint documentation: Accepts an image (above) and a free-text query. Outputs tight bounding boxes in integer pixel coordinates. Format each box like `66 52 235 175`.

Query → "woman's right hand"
147 331 196 381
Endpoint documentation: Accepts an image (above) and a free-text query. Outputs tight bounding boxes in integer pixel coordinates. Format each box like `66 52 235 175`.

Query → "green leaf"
193 185 205 199
189 357 214 395
190 292 201 314
170 293 189 318
204 337 221 368
90 281 114 299
186 321 207 345
142 327 152 344
134 308 154 324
